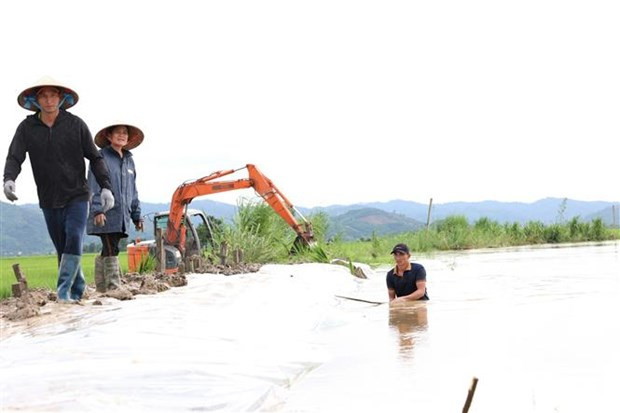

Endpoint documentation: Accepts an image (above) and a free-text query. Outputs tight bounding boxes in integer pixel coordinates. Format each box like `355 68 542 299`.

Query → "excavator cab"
154 209 209 257
127 209 212 273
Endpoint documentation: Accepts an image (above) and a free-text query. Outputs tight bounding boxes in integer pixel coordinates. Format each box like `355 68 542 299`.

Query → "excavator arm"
165 164 314 255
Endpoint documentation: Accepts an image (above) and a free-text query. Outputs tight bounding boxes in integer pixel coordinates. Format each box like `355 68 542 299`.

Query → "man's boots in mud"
57 253 81 304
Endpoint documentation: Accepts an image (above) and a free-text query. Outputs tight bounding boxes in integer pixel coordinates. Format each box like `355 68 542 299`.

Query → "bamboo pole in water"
462 376 479 413
334 295 386 305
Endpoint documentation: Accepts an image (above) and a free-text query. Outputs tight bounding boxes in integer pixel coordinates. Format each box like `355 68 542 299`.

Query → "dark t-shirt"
386 263 429 300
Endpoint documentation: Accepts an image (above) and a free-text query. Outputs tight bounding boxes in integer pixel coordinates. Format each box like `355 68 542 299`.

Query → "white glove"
100 188 115 213
3 180 18 201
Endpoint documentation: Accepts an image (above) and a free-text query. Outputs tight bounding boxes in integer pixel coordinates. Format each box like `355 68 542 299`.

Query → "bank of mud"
0 262 261 324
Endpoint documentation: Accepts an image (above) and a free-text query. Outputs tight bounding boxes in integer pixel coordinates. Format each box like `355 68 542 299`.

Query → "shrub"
216 199 331 264
436 216 471 249
590 218 606 241
543 224 566 243
523 221 545 244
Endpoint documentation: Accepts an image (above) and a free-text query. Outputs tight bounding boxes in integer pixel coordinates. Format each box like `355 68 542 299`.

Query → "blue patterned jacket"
87 145 140 236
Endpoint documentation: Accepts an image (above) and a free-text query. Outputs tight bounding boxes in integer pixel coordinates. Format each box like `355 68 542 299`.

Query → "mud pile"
197 263 262 276
0 289 50 321
117 271 188 297
1 263 262 322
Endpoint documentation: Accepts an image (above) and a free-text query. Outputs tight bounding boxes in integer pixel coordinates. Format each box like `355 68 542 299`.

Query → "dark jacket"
87 145 141 236
3 110 112 208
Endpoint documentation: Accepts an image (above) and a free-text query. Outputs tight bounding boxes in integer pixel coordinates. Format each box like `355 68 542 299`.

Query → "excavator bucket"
290 235 329 262
291 234 314 253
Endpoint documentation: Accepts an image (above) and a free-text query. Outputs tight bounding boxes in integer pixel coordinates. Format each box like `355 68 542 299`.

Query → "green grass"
1 252 129 299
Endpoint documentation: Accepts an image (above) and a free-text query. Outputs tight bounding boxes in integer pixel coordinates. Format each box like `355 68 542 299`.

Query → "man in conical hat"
3 76 115 303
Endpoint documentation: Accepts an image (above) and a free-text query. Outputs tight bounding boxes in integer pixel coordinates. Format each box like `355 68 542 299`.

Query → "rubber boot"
94 256 106 293
104 256 122 290
70 265 86 301
57 253 80 303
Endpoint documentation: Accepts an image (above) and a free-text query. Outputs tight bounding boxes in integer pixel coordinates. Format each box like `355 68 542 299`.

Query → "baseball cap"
390 243 410 254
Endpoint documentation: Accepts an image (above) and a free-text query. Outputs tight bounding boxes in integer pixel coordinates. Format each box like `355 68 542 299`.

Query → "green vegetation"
326 216 618 265
136 253 157 274
204 204 618 266
2 203 618 300
206 199 330 264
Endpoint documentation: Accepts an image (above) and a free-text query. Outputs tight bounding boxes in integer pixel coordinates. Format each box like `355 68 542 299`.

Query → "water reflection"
388 303 428 358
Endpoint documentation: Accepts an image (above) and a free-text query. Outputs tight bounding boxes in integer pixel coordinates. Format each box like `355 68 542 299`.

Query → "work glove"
3 180 18 201
100 188 115 213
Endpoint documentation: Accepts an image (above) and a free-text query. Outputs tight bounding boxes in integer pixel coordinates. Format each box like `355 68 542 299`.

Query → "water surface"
1 242 618 412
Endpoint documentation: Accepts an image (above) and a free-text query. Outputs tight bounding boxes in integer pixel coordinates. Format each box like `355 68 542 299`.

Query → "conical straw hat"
17 76 78 111
94 122 144 150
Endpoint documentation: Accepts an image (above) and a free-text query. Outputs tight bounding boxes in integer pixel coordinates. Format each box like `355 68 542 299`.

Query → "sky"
1 0 618 209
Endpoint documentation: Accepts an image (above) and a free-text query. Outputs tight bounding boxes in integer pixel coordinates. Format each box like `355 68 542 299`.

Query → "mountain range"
1 197 617 256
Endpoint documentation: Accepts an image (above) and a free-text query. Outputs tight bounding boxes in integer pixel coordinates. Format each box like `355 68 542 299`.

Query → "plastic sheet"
1 242 619 412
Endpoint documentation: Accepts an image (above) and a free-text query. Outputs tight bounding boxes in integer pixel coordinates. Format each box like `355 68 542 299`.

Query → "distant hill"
586 206 620 227
0 202 55 255
308 198 619 225
328 208 425 240
0 199 237 256
1 198 618 255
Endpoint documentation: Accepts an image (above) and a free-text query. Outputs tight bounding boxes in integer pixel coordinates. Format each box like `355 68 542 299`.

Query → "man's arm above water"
392 281 426 303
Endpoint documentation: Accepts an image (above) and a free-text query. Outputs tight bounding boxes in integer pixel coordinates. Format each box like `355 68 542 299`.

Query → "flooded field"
1 241 618 412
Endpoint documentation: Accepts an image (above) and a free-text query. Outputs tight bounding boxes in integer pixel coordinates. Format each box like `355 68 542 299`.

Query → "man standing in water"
386 243 429 303
3 77 114 303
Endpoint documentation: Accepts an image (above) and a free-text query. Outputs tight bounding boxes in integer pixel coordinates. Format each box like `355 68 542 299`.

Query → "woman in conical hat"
3 76 114 304
87 122 144 293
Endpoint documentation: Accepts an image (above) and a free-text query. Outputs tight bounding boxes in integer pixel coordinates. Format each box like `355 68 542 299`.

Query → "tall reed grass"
325 216 617 264
210 199 330 264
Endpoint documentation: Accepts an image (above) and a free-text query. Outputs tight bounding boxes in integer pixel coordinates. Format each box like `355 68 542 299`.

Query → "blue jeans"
42 201 88 300
42 201 88 259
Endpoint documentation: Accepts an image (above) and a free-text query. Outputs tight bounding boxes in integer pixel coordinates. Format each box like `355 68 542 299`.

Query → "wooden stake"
12 283 24 298
462 376 479 413
11 263 28 297
218 241 228 265
156 228 166 273
233 249 243 265
12 263 27 286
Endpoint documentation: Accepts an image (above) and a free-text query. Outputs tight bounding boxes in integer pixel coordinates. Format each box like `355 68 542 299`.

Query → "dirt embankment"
1 263 261 323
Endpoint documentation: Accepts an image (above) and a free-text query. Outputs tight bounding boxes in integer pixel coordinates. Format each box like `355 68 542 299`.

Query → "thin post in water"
426 197 433 229
462 376 479 413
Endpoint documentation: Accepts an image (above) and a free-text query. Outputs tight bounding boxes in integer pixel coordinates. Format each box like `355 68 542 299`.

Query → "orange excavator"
127 164 315 273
